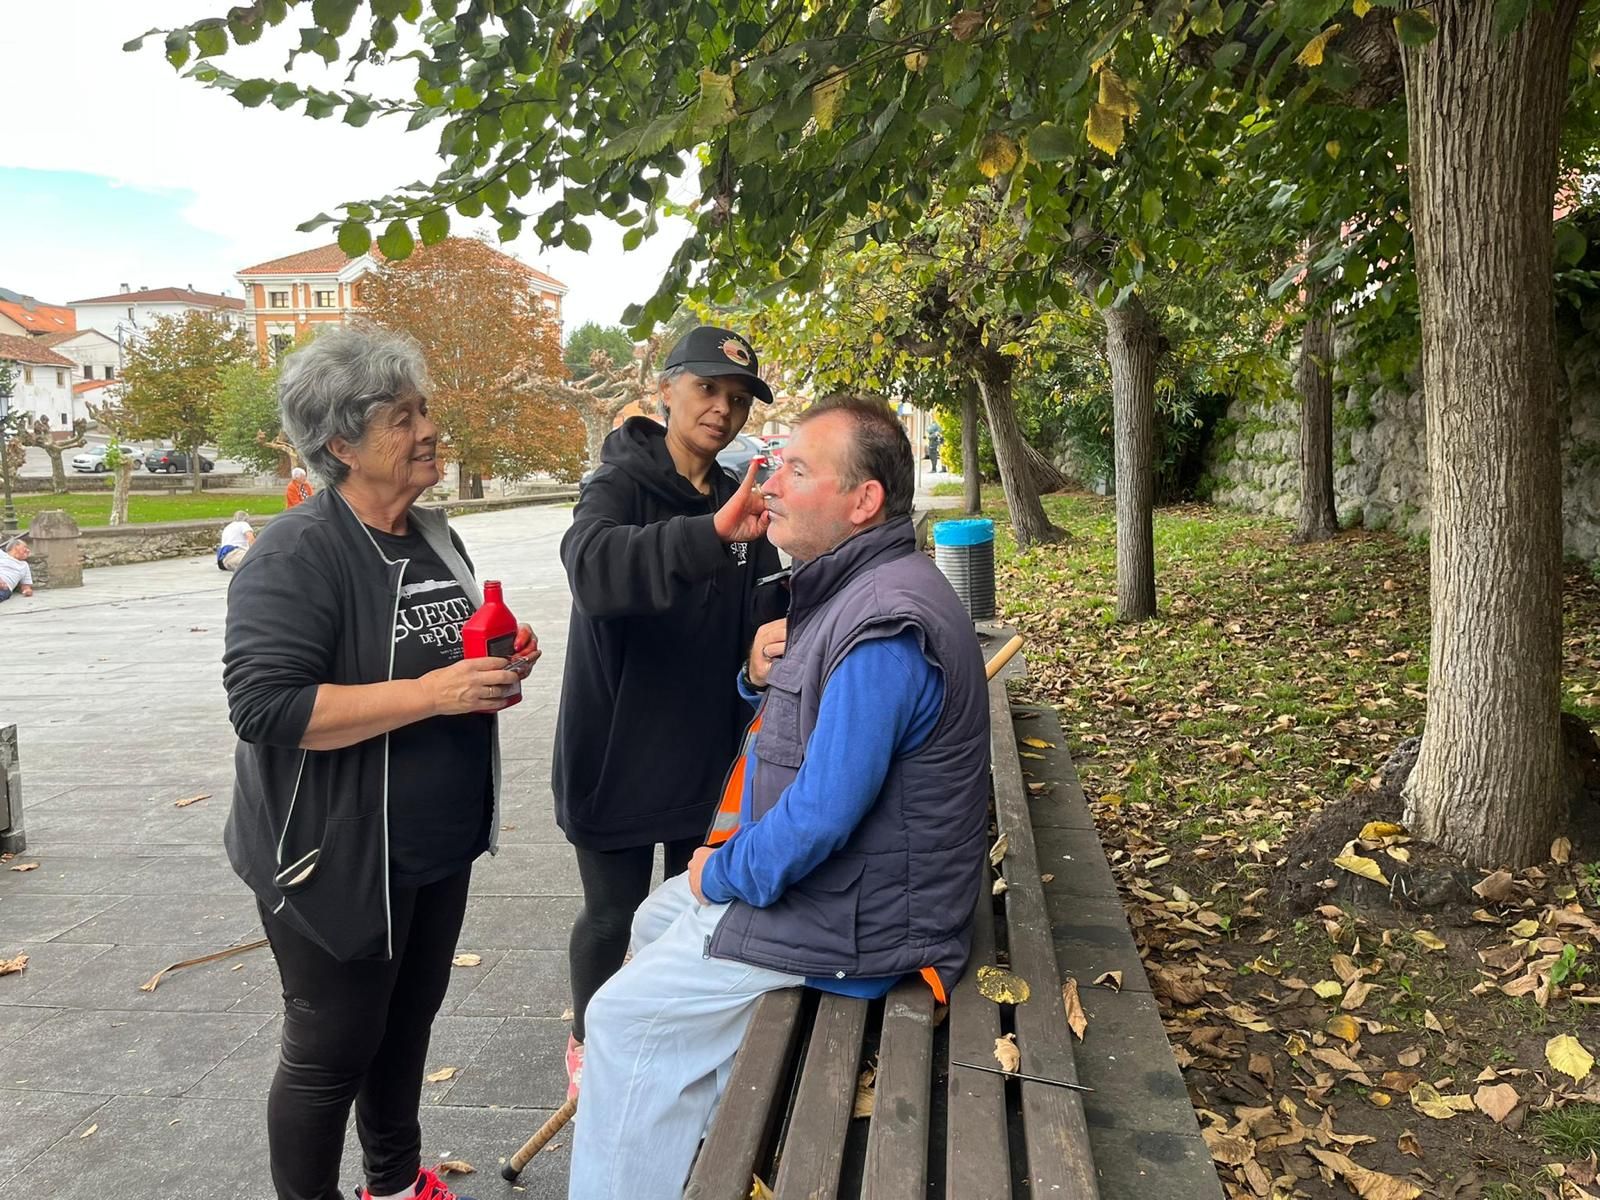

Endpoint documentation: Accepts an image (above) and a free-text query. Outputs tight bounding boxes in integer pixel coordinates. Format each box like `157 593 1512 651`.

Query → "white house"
0 333 85 434
35 329 120 384
69 284 247 344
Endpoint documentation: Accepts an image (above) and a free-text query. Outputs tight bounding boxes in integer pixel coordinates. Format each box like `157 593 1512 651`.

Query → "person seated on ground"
216 510 256 572
566 395 992 1200
285 465 315 508
0 538 35 602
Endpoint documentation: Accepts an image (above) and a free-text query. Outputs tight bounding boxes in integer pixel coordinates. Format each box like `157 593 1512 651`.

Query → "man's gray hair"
277 326 433 485
233 510 250 522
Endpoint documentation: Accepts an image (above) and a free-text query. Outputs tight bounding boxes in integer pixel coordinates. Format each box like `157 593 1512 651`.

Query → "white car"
70 445 141 473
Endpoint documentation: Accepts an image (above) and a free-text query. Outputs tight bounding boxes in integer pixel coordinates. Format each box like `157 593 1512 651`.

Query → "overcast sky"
0 1 693 335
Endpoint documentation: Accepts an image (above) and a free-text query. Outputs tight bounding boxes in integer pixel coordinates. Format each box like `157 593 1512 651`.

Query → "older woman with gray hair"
222 326 538 1200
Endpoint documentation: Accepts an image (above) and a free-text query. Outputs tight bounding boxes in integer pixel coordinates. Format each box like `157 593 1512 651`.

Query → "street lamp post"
0 392 18 534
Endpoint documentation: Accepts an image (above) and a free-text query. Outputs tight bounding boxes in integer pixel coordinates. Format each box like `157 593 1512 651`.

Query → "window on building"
314 290 336 308
269 332 295 362
23 366 33 385
105 366 115 380
268 290 290 309
83 365 93 380
56 370 65 386
59 413 68 427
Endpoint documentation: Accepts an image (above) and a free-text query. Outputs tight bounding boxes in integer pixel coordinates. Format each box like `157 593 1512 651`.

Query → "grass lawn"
7 491 285 528
970 488 1600 1197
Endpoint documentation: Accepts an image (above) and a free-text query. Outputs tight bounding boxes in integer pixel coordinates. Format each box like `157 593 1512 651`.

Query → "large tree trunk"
974 352 1062 548
46 448 68 495
1294 277 1340 543
110 460 133 526
584 412 609 472
1104 299 1159 621
961 376 982 514
1399 0 1580 866
190 452 203 495
457 461 472 500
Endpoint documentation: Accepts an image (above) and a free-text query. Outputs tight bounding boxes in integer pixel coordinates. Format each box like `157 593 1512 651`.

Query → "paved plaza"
1 504 584 1198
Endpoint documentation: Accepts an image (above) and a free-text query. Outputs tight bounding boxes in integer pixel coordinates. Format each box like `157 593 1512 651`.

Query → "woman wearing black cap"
552 325 784 1096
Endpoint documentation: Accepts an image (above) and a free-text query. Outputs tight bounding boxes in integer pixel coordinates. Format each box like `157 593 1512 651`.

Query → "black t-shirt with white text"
370 526 493 887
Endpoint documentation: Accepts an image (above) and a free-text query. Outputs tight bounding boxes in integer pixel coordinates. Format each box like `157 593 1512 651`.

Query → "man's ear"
851 479 887 527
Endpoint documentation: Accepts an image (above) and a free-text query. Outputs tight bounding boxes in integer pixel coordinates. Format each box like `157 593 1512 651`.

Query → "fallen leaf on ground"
750 1177 774 1200
1359 821 1407 840
1397 1131 1423 1158
1334 854 1390 886
1473 1082 1520 1123
1308 1147 1421 1199
1062 978 1088 1040
1411 930 1446 952
1093 971 1122 991
451 953 482 968
852 1066 876 1119
1327 1014 1363 1043
992 877 1008 895
1020 737 1055 749
80 1124 98 1139
1552 836 1572 864
172 793 210 808
1409 1082 1473 1119
9 862 38 872
1473 869 1519 903
0 953 28 976
994 1032 1020 1073
977 965 1031 1005
988 834 1009 865
437 1160 474 1175
139 938 268 992
1546 1034 1595 1082
424 1067 457 1083
1314 979 1345 1000
1424 1009 1445 1033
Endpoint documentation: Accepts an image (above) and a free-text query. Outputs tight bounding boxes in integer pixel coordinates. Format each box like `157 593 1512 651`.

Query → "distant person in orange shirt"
284 466 314 509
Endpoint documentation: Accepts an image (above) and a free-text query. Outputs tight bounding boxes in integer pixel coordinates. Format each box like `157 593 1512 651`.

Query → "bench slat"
989 676 1101 1199
773 993 869 1200
685 988 807 1200
862 978 934 1200
944 882 1011 1198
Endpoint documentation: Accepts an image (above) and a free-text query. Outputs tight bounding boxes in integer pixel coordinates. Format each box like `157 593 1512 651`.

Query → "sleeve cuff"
682 513 730 575
698 850 736 904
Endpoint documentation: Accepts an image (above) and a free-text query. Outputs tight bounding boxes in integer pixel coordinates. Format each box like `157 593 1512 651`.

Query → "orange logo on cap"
721 338 752 367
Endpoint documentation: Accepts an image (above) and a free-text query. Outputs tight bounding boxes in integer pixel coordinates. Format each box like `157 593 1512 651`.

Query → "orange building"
236 242 568 363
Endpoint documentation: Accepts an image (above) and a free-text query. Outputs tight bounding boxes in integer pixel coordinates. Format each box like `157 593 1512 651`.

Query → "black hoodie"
553 417 784 849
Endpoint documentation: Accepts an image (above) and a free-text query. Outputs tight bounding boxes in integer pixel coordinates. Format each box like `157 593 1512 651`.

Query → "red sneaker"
565 1032 585 1101
359 1167 478 1200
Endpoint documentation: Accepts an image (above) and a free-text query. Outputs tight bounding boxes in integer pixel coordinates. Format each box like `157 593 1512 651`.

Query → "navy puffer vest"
708 517 991 990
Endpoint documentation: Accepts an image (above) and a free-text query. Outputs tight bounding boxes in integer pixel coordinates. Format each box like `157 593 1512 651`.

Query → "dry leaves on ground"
436 1160 474 1175
976 965 1031 1005
451 953 482 968
172 793 210 808
424 1066 457 1083
9 862 39 872
852 1065 877 1119
1062 977 1088 1040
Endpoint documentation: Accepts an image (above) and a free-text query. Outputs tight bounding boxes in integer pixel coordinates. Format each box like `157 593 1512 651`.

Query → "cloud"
0 1 692 332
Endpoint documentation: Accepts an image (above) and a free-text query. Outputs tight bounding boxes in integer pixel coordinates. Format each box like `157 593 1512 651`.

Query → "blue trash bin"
933 518 996 621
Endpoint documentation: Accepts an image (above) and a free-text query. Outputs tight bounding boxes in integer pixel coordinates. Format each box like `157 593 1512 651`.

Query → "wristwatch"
740 660 767 692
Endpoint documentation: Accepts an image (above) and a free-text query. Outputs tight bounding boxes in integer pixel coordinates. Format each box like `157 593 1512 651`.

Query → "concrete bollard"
26 509 83 589
1 725 23 855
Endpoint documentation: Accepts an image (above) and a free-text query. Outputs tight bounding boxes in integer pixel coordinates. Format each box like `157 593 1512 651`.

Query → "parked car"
145 449 214 474
716 433 776 483
70 445 142 473
759 433 789 466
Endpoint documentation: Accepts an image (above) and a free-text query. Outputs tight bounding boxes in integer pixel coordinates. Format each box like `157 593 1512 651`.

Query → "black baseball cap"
663 326 774 404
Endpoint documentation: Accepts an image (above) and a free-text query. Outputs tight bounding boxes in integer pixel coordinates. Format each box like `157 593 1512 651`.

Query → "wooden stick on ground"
984 634 1025 681
502 1096 577 1181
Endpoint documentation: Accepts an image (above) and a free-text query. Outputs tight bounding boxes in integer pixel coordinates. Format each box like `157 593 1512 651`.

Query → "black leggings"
568 836 701 1042
259 868 471 1200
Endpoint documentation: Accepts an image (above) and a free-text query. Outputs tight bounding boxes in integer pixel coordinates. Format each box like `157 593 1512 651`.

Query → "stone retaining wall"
1203 369 1600 559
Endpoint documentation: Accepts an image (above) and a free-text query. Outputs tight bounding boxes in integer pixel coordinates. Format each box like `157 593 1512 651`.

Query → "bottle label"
488 632 521 699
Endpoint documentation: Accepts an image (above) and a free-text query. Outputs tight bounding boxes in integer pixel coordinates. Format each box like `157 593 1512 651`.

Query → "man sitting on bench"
567 395 992 1200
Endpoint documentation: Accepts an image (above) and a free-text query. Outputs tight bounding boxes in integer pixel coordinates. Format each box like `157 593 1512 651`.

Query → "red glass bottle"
462 580 521 710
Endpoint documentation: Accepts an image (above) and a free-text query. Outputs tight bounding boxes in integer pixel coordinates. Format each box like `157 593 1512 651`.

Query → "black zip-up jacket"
553 417 784 849
222 487 501 962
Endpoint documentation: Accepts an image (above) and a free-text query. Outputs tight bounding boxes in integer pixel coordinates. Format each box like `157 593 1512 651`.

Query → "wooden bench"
685 630 1222 1200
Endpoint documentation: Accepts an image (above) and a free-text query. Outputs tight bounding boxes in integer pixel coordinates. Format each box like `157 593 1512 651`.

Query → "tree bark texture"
1400 0 1580 866
1022 439 1069 495
1104 299 1159 621
974 352 1061 548
584 413 609 472
962 376 982 514
46 447 68 495
110 461 133 527
1294 284 1340 543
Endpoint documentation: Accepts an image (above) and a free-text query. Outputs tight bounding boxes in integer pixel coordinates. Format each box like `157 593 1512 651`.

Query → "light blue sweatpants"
566 872 803 1200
